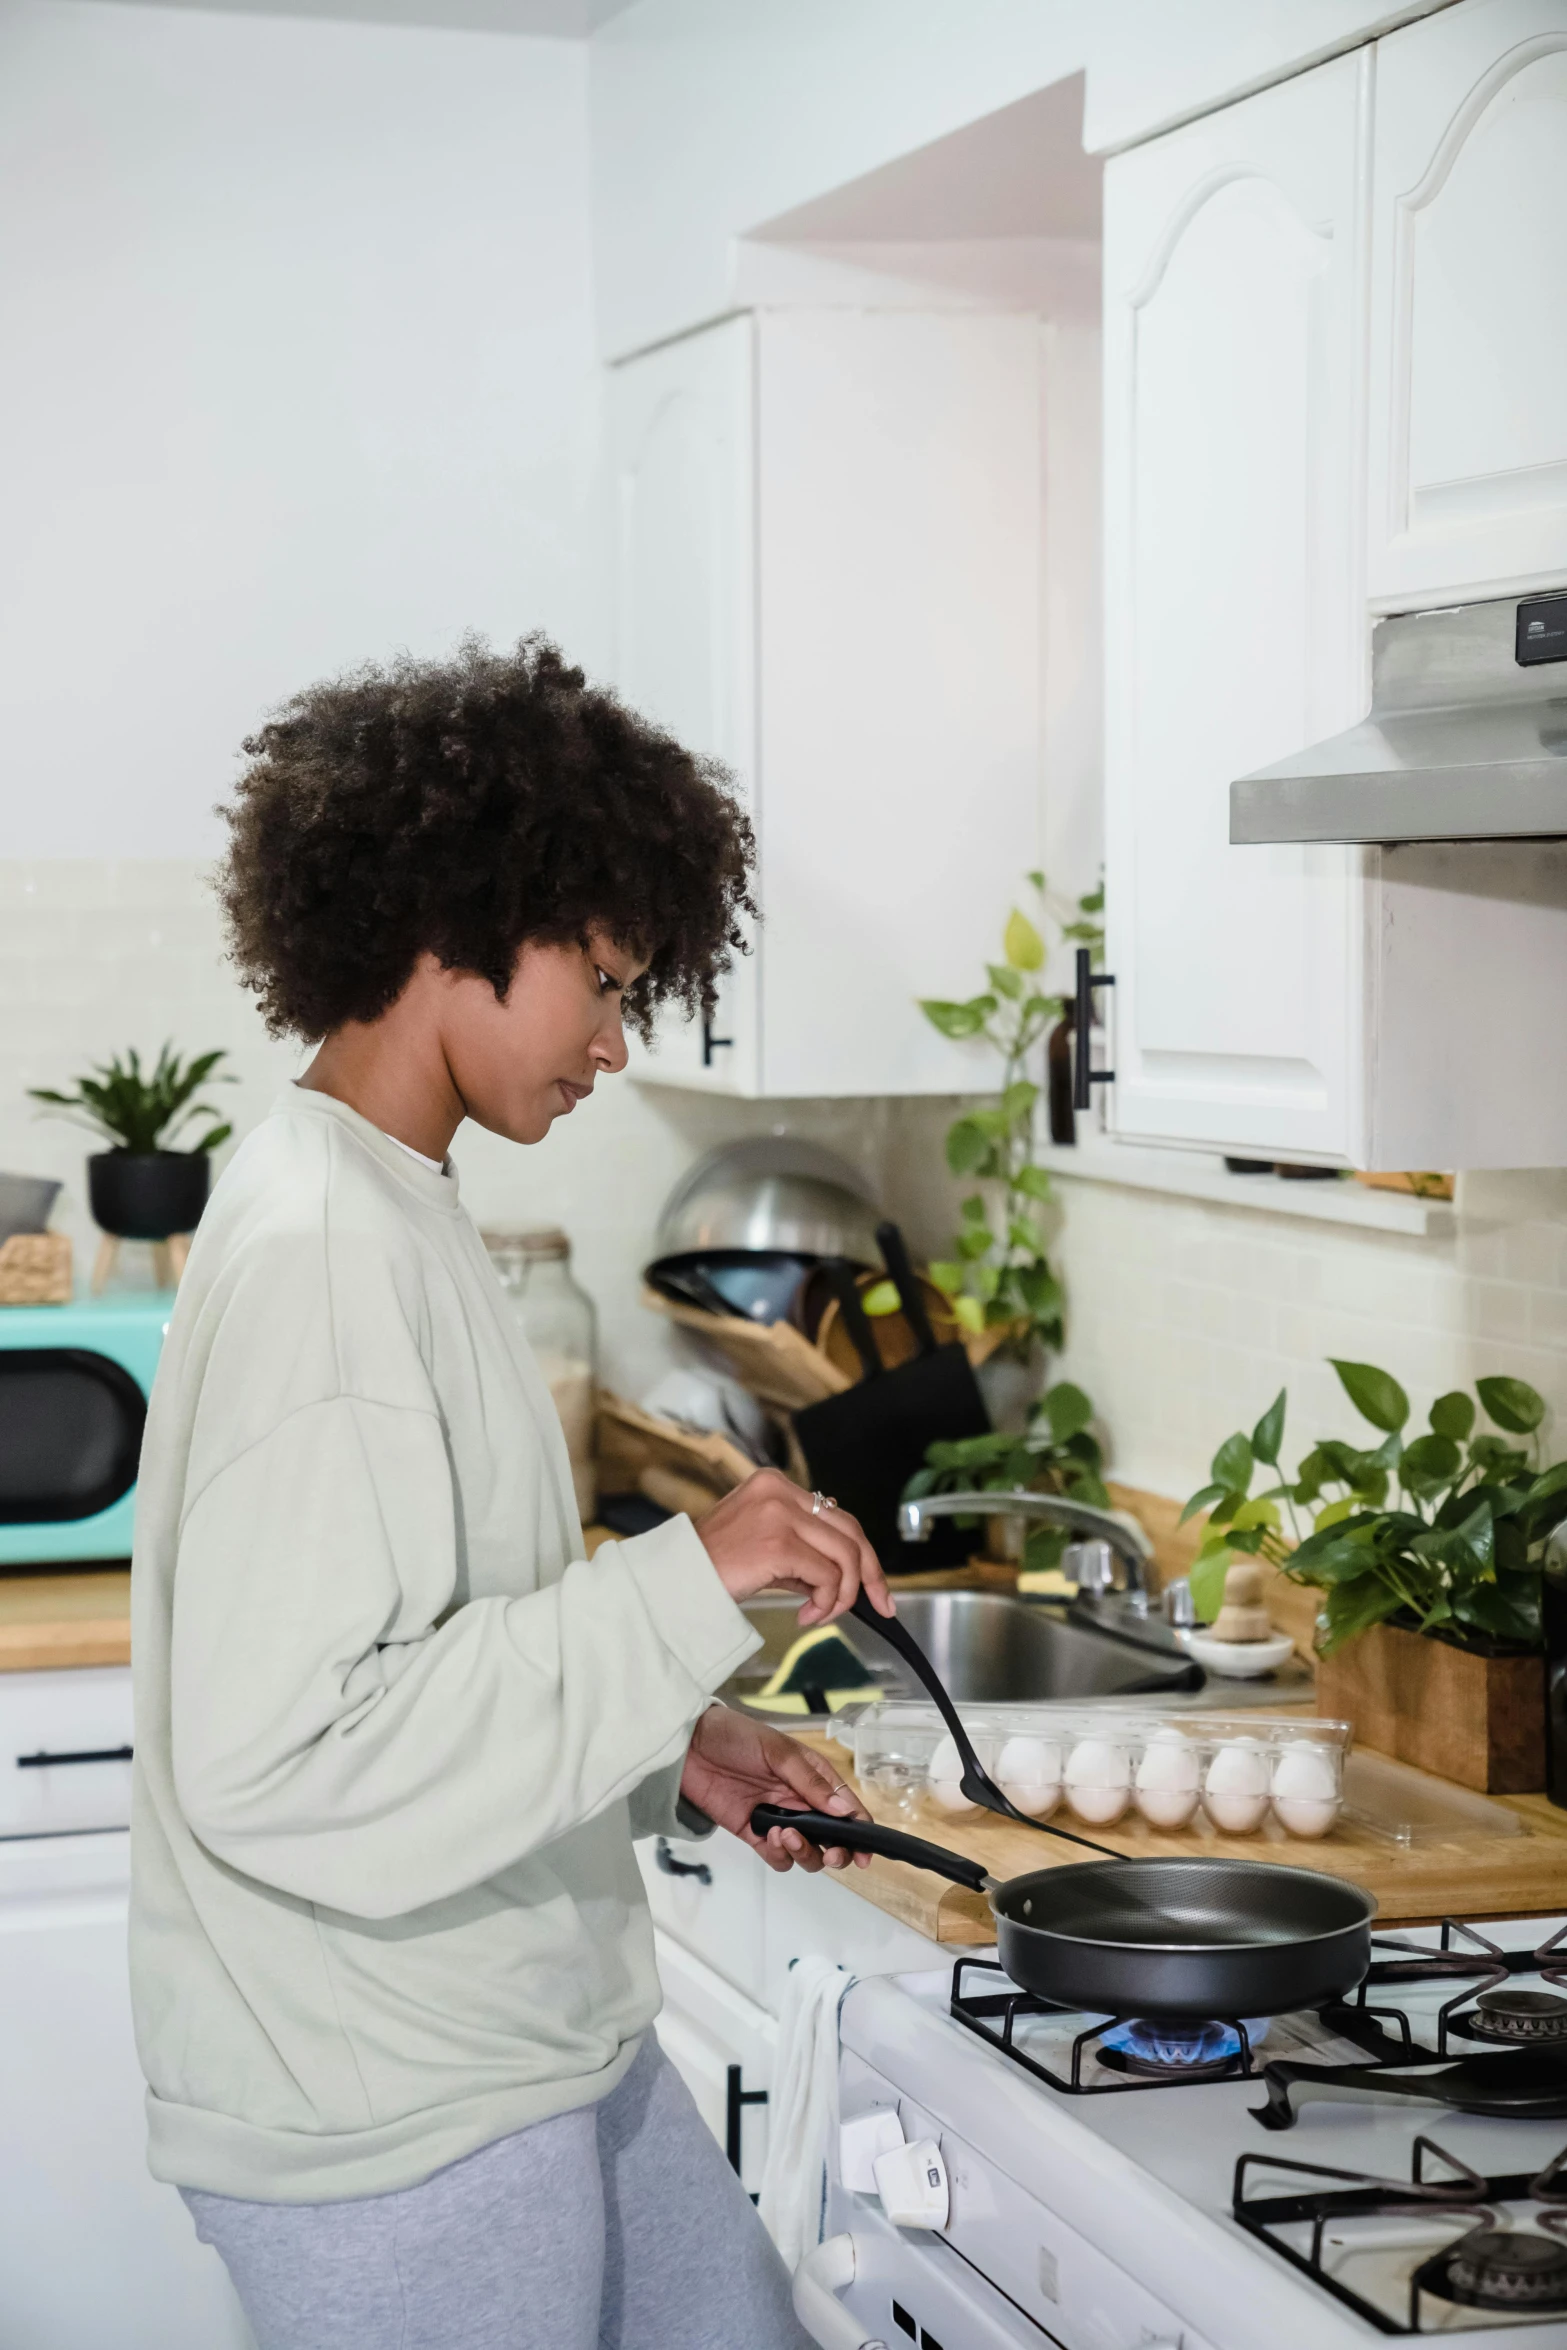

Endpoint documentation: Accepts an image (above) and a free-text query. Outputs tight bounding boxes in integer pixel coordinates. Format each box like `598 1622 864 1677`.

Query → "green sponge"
749 1624 881 1716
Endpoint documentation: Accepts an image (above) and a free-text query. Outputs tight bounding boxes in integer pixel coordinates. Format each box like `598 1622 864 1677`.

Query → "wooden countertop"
0 1572 130 1671
794 1730 1567 1935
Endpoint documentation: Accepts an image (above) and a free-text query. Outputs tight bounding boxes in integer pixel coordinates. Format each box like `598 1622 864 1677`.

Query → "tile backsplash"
5 859 1563 1505
1048 1167 1567 1503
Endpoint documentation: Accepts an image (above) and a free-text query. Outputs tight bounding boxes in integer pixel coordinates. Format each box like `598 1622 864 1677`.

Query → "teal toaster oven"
0 1293 171 1567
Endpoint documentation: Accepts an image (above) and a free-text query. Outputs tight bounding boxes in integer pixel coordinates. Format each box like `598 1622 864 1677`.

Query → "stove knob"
872 2136 949 2231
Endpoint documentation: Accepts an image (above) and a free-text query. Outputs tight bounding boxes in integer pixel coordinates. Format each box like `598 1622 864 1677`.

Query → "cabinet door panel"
754 309 1043 1099
650 1930 775 2195
1103 56 1367 1159
1369 0 1567 605
610 318 758 1091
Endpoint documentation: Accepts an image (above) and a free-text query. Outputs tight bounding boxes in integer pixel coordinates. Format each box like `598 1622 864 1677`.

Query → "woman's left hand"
679 1705 873 1872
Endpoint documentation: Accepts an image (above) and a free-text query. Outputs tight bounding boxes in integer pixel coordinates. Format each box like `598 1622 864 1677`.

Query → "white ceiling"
90 0 636 34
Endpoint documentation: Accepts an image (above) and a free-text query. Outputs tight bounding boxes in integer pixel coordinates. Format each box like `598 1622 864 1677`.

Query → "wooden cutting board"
793 1729 1567 1938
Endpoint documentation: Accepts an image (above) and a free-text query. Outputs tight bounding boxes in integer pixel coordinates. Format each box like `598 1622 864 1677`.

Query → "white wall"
0 0 599 860
588 0 1455 359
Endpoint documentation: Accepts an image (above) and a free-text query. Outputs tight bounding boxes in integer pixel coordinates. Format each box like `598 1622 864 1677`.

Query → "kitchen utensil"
792 1224 990 1570
844 1586 1113 1843
1255 2051 1567 2130
653 1138 883 1268
645 1249 815 1327
750 1802 1374 2018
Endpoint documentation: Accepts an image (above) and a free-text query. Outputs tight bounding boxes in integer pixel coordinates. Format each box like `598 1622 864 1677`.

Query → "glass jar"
483 1227 598 1526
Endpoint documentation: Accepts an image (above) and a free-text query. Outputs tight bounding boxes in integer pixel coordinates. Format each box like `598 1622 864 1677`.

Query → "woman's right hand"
696 1469 894 1627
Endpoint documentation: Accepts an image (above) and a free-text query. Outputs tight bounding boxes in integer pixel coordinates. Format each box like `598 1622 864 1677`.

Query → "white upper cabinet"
610 308 1044 1098
1101 54 1369 1161
1366 0 1567 609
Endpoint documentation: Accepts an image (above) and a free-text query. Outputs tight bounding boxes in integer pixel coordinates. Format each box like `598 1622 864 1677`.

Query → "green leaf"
1250 1388 1286 1467
1476 1375 1546 1435
1188 1547 1231 1625
1330 1359 1410 1433
945 1120 990 1175
1013 1163 1053 1203
860 1279 901 1317
1211 1431 1254 1494
956 1226 993 1261
959 1193 988 1224
1003 909 1045 972
1001 1080 1039 1122
1021 1525 1069 1575
1026 869 1046 894
1179 1481 1226 1526
1430 1391 1475 1442
1078 883 1104 915
1313 1496 1356 1532
970 1262 1001 1305
1317 1573 1403 1654
986 963 1024 1000
1400 1432 1461 1496
1231 1496 1281 1532
1007 1218 1040 1253
1012 1263 1059 1317
920 999 989 1040
950 1294 985 1335
928 1261 966 1298
1042 1382 1093 1442
965 1106 1013 1138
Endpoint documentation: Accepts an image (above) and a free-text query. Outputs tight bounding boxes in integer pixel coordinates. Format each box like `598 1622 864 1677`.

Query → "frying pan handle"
749 1805 991 1894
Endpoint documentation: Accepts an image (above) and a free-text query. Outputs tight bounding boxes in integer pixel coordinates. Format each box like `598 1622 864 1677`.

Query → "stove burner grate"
1235 2133 1567 2334
947 1959 1412 2098
1357 1919 1567 2057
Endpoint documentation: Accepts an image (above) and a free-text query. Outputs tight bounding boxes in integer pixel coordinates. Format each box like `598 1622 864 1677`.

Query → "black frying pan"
750 1806 1375 2019
752 1583 1375 2018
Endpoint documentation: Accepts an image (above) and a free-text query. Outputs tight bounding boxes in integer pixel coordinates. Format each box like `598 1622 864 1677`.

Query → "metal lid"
481 1226 569 1261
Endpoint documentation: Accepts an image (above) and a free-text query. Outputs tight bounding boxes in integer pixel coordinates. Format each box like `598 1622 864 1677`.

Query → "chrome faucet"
897 1489 1153 1599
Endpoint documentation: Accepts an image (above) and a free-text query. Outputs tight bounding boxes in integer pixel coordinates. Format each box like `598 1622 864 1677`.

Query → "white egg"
1203 1738 1271 1834
1064 1736 1131 1825
1271 1740 1341 1837
927 1734 977 1813
997 1735 1062 1820
1133 1729 1200 1828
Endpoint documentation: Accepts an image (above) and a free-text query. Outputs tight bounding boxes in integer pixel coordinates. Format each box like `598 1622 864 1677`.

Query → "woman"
129 635 890 2350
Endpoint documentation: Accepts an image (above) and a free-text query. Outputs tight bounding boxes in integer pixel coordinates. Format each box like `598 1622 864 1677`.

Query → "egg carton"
842 1701 1351 1841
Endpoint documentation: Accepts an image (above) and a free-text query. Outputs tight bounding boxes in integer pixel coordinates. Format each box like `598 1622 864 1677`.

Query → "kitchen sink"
726 1588 1203 1708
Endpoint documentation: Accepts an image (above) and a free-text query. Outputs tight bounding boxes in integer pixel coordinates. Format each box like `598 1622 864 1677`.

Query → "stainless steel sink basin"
726 1588 1202 1708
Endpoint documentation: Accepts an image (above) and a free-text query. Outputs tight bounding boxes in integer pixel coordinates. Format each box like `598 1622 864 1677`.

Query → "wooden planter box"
1315 1618 1545 1793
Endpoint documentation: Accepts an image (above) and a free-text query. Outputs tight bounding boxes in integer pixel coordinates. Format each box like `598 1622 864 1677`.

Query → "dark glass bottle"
1545 1527 1567 1809
1046 1012 1075 1145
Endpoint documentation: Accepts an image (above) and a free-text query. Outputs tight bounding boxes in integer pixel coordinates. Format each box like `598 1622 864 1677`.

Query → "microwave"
0 1294 170 1568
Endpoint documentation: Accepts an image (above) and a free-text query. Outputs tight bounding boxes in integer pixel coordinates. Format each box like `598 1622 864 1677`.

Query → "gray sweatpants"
183 2039 810 2350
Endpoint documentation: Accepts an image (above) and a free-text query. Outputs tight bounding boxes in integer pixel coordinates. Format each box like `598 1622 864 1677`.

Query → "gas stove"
819 1917 1567 2350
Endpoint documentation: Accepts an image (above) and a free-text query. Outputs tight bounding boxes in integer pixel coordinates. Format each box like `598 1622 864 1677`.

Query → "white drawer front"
0 1668 134 1838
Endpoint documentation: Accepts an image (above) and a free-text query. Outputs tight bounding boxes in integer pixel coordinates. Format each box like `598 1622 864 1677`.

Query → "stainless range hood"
1230 591 1567 846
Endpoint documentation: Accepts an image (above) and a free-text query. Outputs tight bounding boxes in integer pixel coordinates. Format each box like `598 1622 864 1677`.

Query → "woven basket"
0 1232 72 1306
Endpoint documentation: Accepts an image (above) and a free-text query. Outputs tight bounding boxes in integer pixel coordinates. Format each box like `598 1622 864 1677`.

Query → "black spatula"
792 1225 989 1571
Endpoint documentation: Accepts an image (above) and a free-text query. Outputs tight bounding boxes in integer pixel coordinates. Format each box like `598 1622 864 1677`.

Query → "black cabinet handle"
1071 945 1117 1112
654 1836 712 1885
701 1017 733 1068
17 1745 133 1769
725 2062 768 2176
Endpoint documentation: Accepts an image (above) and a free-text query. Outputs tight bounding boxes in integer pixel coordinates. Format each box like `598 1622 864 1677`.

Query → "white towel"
757 1954 854 2272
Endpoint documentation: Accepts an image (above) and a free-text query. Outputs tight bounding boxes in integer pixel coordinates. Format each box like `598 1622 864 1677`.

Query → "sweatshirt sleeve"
169 1393 759 1919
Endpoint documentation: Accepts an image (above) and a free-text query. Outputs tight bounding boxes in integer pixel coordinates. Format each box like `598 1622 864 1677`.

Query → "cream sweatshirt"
129 1087 760 2202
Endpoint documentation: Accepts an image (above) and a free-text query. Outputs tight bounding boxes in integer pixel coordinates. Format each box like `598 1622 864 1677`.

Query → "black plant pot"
88 1150 210 1242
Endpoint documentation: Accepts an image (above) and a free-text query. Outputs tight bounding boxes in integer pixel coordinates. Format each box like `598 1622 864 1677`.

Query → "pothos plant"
903 1381 1109 1573
1182 1362 1567 1654
914 873 1103 1359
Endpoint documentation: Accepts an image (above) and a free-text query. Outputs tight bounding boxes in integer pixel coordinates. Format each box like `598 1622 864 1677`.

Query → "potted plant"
903 1380 1108 1573
916 872 1102 1391
1182 1363 1567 1790
30 1044 234 1249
